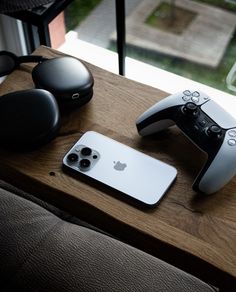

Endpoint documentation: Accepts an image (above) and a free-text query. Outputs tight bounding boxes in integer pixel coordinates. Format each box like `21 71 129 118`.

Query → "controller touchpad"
201 100 236 129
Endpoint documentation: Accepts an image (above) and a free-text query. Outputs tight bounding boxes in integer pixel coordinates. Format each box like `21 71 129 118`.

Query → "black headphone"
0 51 94 150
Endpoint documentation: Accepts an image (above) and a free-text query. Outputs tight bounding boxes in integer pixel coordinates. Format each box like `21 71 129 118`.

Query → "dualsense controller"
136 90 236 194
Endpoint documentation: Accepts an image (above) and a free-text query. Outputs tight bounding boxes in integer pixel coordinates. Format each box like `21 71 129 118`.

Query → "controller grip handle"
136 107 177 136
193 143 236 194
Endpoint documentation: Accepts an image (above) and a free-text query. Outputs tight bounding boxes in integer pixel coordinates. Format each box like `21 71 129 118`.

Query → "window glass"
125 0 236 96
65 0 236 97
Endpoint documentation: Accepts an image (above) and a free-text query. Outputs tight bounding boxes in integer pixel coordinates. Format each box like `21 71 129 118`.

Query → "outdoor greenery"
196 0 236 12
65 0 102 31
146 3 196 34
65 0 236 94
126 34 236 94
127 0 236 94
65 0 236 32
126 0 236 94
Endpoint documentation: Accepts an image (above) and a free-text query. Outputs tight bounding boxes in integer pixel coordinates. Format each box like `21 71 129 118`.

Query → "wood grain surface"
0 46 235 291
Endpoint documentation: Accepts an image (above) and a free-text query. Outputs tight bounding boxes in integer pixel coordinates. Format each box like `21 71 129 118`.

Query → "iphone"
62 131 177 207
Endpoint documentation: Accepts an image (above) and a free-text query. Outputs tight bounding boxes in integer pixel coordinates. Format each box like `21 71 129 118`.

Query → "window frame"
0 15 27 54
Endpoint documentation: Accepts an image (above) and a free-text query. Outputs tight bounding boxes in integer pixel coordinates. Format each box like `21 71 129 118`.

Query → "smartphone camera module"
79 158 91 170
81 147 92 156
67 153 79 163
65 144 100 173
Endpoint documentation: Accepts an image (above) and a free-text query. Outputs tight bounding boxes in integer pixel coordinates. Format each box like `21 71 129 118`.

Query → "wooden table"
0 46 235 291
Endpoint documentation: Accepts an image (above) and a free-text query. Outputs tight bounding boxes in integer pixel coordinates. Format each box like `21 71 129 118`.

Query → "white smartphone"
62 131 177 207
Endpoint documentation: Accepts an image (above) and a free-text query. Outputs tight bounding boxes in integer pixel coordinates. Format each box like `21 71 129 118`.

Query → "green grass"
65 0 102 31
126 0 236 95
124 33 236 95
146 3 196 35
195 0 236 12
65 0 236 94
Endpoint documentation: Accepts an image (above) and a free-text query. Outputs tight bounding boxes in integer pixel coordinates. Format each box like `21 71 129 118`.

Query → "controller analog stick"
182 102 199 116
207 125 222 139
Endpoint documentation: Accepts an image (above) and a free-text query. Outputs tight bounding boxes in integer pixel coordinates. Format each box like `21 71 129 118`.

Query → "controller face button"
192 91 200 97
191 96 199 103
182 95 191 101
182 102 199 116
206 125 222 139
228 129 236 137
228 139 236 146
183 90 191 96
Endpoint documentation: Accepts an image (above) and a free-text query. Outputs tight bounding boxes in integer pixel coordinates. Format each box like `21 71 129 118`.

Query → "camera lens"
79 159 91 169
81 147 92 156
67 153 78 163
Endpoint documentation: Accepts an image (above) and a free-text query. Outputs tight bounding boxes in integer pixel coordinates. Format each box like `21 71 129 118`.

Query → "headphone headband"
0 50 48 77
18 55 48 64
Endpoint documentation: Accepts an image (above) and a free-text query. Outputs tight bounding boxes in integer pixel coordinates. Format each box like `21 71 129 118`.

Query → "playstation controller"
136 90 236 194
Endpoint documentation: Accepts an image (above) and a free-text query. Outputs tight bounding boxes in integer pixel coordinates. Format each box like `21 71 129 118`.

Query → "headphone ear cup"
0 89 60 150
0 51 18 76
32 57 94 108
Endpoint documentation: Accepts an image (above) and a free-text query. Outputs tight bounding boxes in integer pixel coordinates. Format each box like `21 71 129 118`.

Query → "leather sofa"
0 181 217 291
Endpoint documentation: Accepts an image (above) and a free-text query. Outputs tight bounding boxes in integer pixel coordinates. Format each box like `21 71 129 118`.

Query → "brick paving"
74 0 142 48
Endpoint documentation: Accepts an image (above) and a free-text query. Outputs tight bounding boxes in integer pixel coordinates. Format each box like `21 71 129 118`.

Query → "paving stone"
124 0 236 67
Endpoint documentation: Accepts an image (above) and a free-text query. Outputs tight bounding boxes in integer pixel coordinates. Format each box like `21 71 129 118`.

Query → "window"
0 15 26 54
63 0 236 100
125 0 236 96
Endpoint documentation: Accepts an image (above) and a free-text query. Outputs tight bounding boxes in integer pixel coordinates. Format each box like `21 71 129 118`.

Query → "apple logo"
113 161 127 171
